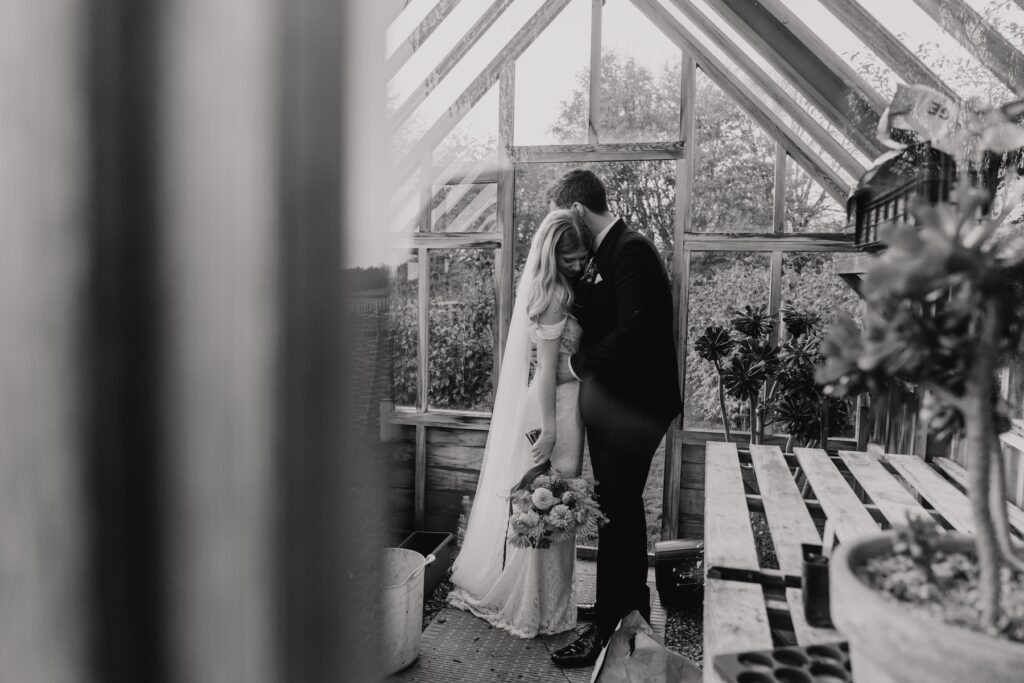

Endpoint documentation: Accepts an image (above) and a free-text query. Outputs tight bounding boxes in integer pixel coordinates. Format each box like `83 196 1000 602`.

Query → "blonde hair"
525 210 592 322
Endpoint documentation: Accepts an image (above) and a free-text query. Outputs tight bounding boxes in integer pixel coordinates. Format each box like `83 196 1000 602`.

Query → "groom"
547 169 681 667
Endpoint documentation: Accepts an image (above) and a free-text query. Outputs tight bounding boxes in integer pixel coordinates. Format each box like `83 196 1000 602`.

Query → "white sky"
346 0 1022 266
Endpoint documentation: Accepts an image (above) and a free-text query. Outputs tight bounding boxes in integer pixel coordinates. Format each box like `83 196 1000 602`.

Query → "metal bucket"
380 547 435 675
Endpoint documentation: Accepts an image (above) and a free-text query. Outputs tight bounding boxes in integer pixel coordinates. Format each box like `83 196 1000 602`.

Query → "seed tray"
713 641 851 683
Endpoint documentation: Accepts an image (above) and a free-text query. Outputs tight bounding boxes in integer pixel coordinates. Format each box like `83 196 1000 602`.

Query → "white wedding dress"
447 314 585 638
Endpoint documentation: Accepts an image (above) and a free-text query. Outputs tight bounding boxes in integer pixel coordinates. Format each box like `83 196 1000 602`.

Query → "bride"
447 209 593 638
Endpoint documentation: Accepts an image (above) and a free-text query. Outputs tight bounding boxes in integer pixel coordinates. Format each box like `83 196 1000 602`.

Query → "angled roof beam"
387 0 464 80
817 0 956 100
394 0 573 181
390 0 516 131
908 0 1024 96
631 0 850 205
705 0 884 158
734 0 887 112
669 0 864 178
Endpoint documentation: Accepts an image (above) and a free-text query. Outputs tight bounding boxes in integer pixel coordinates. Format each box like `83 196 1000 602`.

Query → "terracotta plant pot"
831 532 1024 683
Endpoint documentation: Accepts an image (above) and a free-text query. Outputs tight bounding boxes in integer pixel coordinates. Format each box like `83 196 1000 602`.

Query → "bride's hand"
531 431 556 464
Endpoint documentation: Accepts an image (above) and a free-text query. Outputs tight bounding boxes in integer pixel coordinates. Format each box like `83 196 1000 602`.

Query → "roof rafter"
390 0 516 131
705 0 884 158
669 0 864 177
387 0 464 80
630 0 850 205
394 0 573 182
736 0 887 112
908 0 1024 96
817 0 956 100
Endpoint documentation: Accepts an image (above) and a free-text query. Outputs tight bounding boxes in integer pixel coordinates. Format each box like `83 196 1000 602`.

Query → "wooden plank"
510 141 687 163
389 0 516 130
386 0 463 80
682 233 856 251
785 588 841 646
630 0 851 205
496 63 515 372
425 427 488 447
432 161 501 185
704 0 885 157
662 425 682 539
833 252 872 276
749 445 821 577
704 578 772 683
426 466 480 492
909 0 1024 97
817 0 955 100
730 0 887 112
665 57 694 541
704 442 760 571
395 0 573 180
839 450 931 526
417 247 430 411
773 143 786 234
394 232 503 249
588 0 603 144
428 445 485 471
885 453 975 533
668 0 865 178
794 447 878 542
415 424 427 529
389 407 492 430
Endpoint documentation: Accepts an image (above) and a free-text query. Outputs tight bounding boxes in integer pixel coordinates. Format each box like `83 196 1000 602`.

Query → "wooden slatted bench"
701 442 1010 682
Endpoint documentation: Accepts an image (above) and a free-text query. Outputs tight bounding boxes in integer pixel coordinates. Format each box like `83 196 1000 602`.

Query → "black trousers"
587 423 667 633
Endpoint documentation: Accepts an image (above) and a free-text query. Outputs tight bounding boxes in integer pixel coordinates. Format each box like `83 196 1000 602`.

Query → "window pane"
389 250 419 407
785 156 847 233
514 160 677 288
428 249 497 411
781 252 861 328
692 69 774 233
432 86 498 168
515 0 590 145
776 252 862 438
599 0 682 143
684 251 771 432
431 183 497 232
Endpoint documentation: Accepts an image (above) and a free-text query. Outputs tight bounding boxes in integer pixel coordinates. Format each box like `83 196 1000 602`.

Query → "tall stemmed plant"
817 180 1024 630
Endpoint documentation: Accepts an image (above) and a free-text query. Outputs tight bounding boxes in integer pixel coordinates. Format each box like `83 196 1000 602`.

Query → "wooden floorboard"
785 587 840 646
703 579 771 683
389 560 676 682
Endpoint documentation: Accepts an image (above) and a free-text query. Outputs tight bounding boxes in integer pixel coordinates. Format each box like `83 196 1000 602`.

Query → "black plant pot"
398 531 454 603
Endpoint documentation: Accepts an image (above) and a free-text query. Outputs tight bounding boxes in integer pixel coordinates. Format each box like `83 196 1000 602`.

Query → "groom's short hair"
546 169 608 213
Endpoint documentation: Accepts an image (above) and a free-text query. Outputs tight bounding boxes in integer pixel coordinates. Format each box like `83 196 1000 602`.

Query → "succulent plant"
731 304 776 339
694 325 735 363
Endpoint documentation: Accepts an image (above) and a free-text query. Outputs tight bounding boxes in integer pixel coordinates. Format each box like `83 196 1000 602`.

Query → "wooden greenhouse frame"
383 0 1024 541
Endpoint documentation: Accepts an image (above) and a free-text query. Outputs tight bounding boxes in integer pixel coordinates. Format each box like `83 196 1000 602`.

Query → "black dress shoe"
576 602 599 621
550 624 609 668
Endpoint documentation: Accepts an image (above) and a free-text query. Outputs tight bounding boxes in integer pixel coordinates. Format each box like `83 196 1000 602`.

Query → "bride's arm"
531 302 565 464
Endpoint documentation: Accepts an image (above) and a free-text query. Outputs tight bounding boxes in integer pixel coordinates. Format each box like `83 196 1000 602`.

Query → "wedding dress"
446 226 585 639
447 316 584 638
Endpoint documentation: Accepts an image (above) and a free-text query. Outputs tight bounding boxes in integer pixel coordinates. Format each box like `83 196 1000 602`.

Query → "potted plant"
816 94 1024 681
694 304 850 450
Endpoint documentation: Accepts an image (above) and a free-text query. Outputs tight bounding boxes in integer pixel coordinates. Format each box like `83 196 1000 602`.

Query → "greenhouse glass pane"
784 156 847 234
390 250 420 407
428 249 497 411
684 251 771 432
430 183 497 233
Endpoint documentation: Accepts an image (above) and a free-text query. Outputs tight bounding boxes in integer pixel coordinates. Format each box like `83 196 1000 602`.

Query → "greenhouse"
378 0 1024 681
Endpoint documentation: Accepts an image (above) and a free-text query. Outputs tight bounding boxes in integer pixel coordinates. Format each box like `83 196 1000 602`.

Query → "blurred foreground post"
1 0 385 681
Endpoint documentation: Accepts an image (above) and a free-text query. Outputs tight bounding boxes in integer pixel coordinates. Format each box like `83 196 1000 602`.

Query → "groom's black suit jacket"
571 219 682 431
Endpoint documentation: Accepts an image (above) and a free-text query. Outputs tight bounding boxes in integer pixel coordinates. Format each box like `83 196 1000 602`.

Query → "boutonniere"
578 258 599 286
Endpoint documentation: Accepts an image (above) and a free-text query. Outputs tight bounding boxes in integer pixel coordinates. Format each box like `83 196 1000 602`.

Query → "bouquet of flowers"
507 473 607 550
